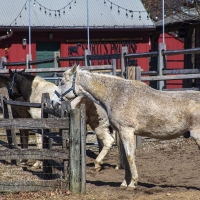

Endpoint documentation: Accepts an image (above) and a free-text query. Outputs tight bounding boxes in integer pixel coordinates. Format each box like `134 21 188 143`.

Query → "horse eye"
60 80 65 85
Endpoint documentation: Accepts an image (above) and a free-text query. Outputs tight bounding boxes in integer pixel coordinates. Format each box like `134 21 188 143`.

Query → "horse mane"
16 70 48 83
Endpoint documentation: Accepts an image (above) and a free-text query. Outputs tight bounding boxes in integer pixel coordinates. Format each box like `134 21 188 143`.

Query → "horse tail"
115 130 125 169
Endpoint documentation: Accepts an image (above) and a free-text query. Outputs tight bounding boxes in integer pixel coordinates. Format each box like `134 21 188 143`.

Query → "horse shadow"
86 180 200 191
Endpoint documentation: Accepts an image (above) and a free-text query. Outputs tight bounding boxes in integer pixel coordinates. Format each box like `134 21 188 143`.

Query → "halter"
8 73 22 100
54 72 78 101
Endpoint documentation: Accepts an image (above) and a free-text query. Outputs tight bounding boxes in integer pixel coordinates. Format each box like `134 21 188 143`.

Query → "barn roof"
0 0 155 30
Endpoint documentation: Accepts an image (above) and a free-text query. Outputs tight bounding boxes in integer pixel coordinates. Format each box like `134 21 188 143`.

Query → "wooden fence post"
60 100 70 190
121 46 128 78
112 59 116 76
135 66 141 81
0 87 18 165
41 93 53 180
70 108 81 194
26 54 32 69
80 104 86 195
0 88 18 149
0 57 6 69
158 43 166 90
84 49 91 67
54 52 60 85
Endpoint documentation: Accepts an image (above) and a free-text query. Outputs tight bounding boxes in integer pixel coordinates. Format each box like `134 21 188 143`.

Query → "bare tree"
142 0 200 23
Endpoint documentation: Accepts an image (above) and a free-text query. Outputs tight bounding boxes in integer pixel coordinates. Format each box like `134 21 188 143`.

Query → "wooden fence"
0 88 86 194
1 45 200 150
122 45 200 90
123 45 200 147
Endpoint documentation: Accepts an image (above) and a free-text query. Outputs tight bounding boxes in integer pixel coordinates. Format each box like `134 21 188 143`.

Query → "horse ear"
71 64 79 74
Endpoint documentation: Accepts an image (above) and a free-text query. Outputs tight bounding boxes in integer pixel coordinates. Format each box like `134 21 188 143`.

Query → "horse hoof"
115 165 124 170
126 186 136 191
120 184 127 190
31 161 42 169
20 159 28 165
95 167 102 172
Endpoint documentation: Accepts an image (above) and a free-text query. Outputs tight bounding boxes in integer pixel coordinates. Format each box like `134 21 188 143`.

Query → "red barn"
0 0 155 74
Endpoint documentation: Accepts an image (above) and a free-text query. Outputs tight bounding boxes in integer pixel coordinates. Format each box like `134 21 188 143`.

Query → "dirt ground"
2 137 200 200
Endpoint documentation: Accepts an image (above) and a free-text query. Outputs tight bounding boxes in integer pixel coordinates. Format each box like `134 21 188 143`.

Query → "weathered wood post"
69 105 86 195
26 54 32 69
0 87 18 165
158 43 166 90
0 88 18 149
0 56 6 69
41 93 53 179
60 100 71 190
80 104 86 195
121 46 128 78
54 52 60 85
84 49 91 67
69 108 81 194
112 59 117 76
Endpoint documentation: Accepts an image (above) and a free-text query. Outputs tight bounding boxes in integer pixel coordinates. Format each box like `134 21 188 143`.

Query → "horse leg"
19 130 29 164
20 130 29 149
32 133 42 168
94 127 115 172
190 129 200 149
119 126 138 190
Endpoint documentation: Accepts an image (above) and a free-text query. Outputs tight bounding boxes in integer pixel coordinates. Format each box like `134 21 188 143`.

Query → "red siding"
0 30 151 71
159 34 184 89
0 31 184 90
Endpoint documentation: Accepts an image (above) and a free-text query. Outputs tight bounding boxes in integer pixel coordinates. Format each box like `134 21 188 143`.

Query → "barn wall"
0 29 151 71
159 33 184 89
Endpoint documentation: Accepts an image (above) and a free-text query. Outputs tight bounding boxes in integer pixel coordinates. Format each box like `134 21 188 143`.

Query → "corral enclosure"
0 45 200 199
0 89 86 194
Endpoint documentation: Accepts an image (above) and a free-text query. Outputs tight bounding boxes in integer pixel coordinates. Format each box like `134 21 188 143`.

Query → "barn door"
36 42 60 82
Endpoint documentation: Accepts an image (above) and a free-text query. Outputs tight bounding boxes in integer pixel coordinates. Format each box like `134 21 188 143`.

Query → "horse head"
8 69 25 100
51 64 80 108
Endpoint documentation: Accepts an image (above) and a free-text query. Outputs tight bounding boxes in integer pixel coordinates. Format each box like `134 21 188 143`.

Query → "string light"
131 12 133 19
126 9 128 18
118 6 120 15
33 0 74 17
11 0 149 26
139 12 141 20
106 0 148 20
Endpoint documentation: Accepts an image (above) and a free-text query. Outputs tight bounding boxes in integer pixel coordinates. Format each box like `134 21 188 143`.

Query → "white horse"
9 69 122 171
51 64 200 190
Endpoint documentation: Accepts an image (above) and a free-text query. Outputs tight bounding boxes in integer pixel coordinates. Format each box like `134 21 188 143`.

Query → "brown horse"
0 74 31 149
